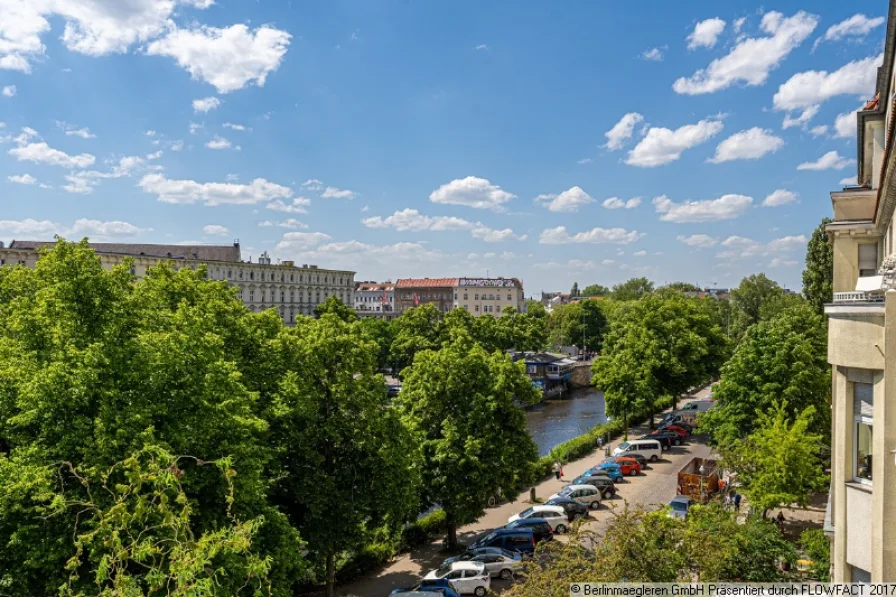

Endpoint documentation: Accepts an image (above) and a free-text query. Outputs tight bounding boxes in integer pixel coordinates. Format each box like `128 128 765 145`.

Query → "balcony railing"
832 291 885 303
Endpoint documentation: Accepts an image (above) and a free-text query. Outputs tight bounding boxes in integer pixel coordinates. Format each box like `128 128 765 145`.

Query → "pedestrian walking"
724 493 732 509
776 511 785 528
552 461 561 480
733 492 742 512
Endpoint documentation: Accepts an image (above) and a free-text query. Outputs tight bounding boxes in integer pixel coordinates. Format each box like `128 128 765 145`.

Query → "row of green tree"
0 241 543 597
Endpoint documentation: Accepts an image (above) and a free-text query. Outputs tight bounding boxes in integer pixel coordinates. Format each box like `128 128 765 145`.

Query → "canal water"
525 387 608 456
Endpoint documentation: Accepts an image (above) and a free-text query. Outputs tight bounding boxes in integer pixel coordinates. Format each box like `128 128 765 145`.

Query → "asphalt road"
337 388 713 597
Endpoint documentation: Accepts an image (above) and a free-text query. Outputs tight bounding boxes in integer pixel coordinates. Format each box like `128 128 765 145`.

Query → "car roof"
532 505 565 513
449 561 486 571
670 496 692 504
515 517 549 524
566 484 598 490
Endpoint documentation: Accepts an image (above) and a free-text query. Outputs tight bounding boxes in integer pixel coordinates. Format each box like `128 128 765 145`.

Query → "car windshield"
671 501 689 511
434 565 453 578
519 507 534 517
618 442 630 450
557 487 573 497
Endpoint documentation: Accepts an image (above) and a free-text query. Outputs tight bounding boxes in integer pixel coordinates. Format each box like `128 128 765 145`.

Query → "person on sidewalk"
559 462 565 480
733 492 741 512
724 493 732 509
552 461 561 480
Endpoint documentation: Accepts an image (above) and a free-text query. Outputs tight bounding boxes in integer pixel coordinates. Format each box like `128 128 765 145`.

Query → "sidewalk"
335 387 713 597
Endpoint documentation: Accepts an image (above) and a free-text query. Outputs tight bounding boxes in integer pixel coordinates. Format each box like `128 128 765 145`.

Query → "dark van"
470 528 536 556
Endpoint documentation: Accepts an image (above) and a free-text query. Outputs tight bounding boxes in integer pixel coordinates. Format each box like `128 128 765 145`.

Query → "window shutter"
854 382 874 418
858 244 878 272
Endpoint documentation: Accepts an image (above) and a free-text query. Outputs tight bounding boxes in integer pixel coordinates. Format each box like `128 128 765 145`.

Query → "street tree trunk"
446 518 458 550
326 551 336 597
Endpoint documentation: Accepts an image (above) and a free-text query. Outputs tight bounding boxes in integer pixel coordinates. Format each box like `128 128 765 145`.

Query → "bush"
336 541 396 583
401 509 448 548
800 529 830 581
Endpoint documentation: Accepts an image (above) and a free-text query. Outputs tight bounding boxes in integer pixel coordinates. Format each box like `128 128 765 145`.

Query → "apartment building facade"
0 240 355 326
393 277 524 316
824 5 896 581
354 281 396 319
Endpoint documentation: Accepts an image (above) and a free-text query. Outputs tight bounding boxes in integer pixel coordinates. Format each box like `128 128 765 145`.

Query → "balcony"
833 291 885 303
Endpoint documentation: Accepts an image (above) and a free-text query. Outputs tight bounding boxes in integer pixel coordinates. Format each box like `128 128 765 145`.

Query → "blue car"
391 578 461 597
596 462 624 482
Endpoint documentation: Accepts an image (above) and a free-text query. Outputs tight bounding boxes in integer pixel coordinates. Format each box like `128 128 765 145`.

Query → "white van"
613 439 662 462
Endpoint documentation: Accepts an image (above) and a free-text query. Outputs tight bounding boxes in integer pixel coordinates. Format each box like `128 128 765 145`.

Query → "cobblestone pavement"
336 388 714 597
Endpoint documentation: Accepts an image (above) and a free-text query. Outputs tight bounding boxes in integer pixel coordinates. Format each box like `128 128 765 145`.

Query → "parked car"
640 433 673 451
570 474 617 498
597 463 625 483
505 517 555 542
545 496 590 519
680 399 714 412
603 456 644 475
600 459 639 477
423 562 491 596
470 528 536 556
667 496 693 520
649 429 683 447
606 452 647 468
613 439 662 463
442 547 523 580
508 505 569 532
548 484 603 509
580 466 614 479
660 424 691 438
661 420 695 433
392 578 461 597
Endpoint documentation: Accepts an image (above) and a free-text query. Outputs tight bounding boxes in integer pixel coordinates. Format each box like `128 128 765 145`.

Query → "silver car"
442 547 523 580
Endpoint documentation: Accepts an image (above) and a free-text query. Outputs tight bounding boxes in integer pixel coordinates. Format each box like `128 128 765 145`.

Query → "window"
239 271 243 280
249 290 255 302
854 382 873 483
527 365 537 374
250 272 255 280
859 243 878 277
227 270 232 278
507 294 512 301
464 293 468 300
475 293 479 300
475 305 480 312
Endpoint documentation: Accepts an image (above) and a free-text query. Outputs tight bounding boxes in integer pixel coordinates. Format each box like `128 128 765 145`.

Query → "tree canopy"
546 300 608 350
581 283 610 297
395 333 539 548
729 274 784 339
592 293 728 431
803 217 834 315
610 277 654 301
717 402 827 517
700 303 830 448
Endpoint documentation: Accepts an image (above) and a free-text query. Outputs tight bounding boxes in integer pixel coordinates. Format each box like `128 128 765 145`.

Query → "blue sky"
0 1 885 295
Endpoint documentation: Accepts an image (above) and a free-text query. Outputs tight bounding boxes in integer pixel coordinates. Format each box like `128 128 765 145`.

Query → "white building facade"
354 281 396 319
0 240 355 326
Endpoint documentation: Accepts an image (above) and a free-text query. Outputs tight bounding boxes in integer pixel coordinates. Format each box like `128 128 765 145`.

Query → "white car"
508 505 570 533
424 561 491 596
548 484 603 509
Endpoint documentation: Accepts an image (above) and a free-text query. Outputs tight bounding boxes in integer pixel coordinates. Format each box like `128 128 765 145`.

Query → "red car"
605 456 641 476
655 424 689 438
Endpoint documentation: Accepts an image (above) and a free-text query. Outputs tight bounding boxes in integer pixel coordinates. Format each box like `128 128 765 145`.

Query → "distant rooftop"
396 277 459 288
9 240 241 263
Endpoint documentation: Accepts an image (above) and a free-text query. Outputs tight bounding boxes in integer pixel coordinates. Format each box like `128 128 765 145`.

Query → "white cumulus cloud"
677 234 718 248
816 14 885 50
429 176 516 211
202 224 230 236
687 18 726 49
673 11 818 95
139 173 294 206
146 24 291 94
321 186 357 199
258 218 307 229
275 232 334 251
797 151 855 171
833 110 858 139
534 186 594 213
538 226 645 245
782 105 820 129
362 208 474 232
193 96 220 112
653 194 753 223
604 112 644 150
763 189 798 207
56 120 96 138
205 135 235 150
1 85 16 97
9 141 95 169
267 198 311 214
641 47 666 61
602 197 641 209
773 54 881 112
840 176 858 186
626 117 724 167
7 173 36 185
708 127 784 163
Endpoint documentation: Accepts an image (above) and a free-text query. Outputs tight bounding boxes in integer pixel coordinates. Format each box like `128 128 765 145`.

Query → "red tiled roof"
396 278 459 288
864 92 880 111
356 282 394 291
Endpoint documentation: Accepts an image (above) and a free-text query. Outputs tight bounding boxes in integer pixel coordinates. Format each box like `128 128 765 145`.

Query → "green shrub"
336 541 395 583
401 509 448 548
800 529 830 581
418 509 447 535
